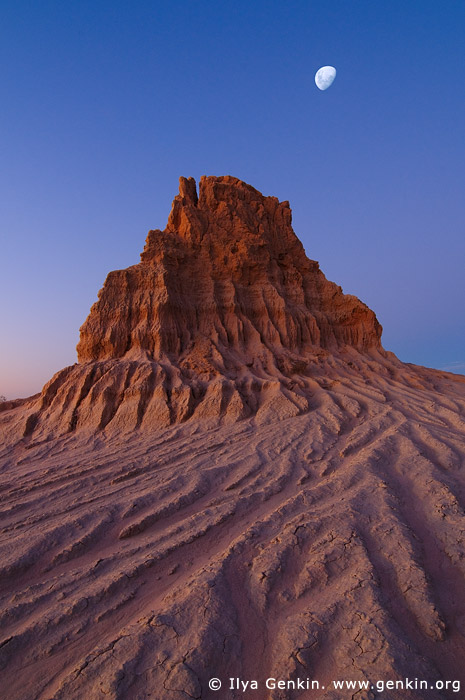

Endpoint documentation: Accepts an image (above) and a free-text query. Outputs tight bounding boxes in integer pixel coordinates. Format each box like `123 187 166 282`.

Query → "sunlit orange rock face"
7 175 385 438
78 175 382 368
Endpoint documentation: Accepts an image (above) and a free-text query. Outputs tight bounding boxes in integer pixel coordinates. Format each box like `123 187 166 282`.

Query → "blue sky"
1 0 464 398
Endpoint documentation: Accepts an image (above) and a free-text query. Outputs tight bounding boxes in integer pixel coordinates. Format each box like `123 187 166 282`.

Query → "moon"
315 66 337 91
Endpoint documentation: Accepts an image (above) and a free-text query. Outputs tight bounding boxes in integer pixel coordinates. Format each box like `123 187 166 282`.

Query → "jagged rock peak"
155 175 296 252
7 176 386 439
77 175 382 369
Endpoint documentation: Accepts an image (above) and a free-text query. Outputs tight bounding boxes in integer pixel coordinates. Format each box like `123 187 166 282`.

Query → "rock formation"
77 175 381 365
4 176 384 440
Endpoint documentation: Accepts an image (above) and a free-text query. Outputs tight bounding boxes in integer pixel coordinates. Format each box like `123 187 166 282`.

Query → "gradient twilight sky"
1 0 464 399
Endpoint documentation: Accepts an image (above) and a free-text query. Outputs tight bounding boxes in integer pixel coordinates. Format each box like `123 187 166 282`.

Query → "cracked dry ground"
1 358 465 700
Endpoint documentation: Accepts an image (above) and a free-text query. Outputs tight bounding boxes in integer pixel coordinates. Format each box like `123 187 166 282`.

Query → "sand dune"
1 354 465 699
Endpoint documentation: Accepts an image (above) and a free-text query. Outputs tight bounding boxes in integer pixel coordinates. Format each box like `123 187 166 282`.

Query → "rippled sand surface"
1 356 465 699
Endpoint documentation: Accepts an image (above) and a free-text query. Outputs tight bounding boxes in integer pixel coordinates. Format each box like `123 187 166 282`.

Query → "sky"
1 0 464 399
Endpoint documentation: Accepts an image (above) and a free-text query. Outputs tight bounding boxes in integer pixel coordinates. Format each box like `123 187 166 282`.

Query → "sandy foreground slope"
1 353 465 700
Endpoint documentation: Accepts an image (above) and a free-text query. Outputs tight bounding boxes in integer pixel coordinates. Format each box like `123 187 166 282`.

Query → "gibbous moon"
315 66 336 91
